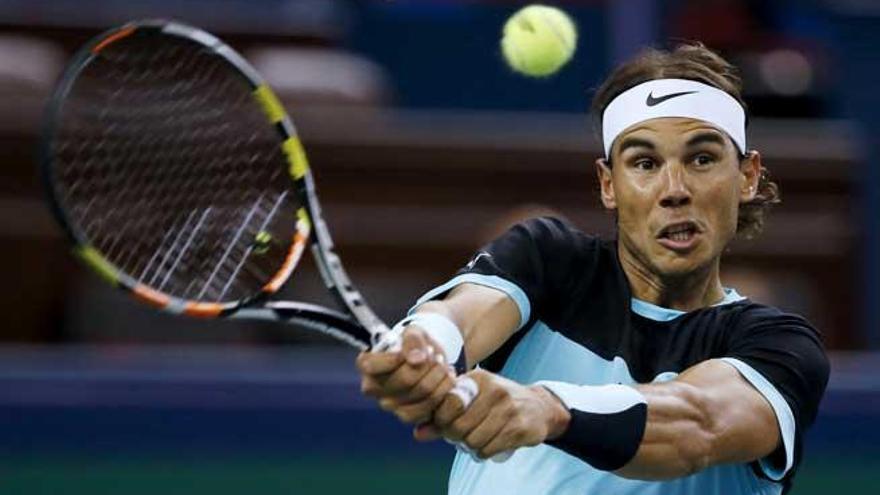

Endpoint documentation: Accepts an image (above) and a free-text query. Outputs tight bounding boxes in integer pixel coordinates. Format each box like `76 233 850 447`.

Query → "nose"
658 161 691 208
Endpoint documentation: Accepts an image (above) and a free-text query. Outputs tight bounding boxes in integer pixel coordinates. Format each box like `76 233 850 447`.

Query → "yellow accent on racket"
283 137 309 179
76 246 119 285
253 84 286 123
296 207 311 230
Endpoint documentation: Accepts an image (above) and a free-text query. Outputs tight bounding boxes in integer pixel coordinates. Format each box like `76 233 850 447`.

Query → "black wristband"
538 381 648 471
546 403 647 471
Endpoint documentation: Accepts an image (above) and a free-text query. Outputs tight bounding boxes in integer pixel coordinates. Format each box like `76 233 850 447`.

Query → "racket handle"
372 322 405 352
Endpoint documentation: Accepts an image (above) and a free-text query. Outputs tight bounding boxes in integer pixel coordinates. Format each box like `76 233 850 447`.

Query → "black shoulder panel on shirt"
460 217 619 372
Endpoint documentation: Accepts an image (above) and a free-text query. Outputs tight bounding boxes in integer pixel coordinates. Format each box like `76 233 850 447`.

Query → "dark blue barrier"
0 346 876 462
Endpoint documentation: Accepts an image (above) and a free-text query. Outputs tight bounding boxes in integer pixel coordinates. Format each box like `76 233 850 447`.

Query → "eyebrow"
685 132 727 148
616 137 655 155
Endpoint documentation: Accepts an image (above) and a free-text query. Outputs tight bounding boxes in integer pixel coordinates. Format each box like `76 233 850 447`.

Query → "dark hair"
592 42 779 239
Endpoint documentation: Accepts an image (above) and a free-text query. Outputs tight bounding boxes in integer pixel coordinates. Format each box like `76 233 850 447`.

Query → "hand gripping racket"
41 20 511 463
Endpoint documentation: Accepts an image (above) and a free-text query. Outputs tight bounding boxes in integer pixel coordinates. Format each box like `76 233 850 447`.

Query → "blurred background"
0 0 878 493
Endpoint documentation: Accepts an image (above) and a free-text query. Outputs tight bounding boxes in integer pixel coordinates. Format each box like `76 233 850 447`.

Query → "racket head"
41 20 313 318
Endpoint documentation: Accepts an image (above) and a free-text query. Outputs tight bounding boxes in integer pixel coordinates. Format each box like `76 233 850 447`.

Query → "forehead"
612 117 734 153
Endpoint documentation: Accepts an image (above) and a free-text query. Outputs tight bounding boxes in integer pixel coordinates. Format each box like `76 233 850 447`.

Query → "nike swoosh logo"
466 252 492 270
646 90 697 107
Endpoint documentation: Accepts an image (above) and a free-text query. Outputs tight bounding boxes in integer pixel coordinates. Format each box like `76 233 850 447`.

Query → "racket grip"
372 322 405 353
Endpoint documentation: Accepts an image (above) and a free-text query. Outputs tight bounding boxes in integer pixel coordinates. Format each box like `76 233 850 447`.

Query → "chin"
652 250 712 279
654 262 696 279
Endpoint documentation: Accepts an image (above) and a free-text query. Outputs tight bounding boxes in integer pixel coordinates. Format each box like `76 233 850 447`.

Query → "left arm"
617 359 778 479
427 359 779 479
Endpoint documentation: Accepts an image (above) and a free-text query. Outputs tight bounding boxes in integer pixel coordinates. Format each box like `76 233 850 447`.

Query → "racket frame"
40 19 388 348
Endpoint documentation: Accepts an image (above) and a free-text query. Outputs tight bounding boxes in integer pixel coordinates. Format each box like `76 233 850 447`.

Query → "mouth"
656 221 701 252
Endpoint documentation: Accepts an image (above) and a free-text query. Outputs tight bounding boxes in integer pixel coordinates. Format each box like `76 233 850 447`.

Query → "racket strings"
51 33 300 303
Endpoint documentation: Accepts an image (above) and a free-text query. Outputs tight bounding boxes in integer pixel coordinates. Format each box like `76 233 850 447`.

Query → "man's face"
596 117 759 278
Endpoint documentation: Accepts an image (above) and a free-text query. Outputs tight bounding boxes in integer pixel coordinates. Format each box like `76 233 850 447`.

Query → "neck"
617 241 725 312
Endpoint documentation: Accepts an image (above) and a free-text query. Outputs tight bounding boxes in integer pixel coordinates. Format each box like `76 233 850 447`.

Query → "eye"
634 158 657 171
693 153 716 167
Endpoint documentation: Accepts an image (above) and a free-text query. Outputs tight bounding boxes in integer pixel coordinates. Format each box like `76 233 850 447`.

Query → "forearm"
621 360 781 479
537 380 712 479
415 284 520 368
615 381 715 480
540 360 779 480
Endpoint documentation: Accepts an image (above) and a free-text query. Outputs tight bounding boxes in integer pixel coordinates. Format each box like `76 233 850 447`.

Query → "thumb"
401 326 432 365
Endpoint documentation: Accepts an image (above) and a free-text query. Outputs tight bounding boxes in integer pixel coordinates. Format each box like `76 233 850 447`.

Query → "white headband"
602 78 746 158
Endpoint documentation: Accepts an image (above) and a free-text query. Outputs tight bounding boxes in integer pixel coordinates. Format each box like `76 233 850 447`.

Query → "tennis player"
357 44 828 494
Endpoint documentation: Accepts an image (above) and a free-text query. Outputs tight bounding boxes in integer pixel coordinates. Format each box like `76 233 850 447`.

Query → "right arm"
357 216 580 427
417 282 521 368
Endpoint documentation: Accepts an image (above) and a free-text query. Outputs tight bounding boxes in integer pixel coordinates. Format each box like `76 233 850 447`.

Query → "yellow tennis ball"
501 4 577 77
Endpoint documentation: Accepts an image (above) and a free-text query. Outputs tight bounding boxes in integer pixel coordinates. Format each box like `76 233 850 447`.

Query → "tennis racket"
41 19 511 462
41 19 397 351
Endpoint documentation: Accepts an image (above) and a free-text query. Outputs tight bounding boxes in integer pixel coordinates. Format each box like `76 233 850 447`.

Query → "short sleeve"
410 216 595 329
722 306 830 482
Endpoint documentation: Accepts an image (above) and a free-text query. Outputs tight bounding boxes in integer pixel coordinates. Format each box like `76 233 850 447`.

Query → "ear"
595 158 616 209
739 150 762 202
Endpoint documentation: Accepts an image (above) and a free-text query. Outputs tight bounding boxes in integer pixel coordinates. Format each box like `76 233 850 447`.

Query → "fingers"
401 326 445 366
413 423 441 442
361 359 435 399
356 350 403 376
433 371 486 430
381 359 436 396
462 405 510 455
387 370 456 424
448 375 480 409
360 373 384 398
367 360 536 463
359 324 458 429
398 358 455 405
357 325 447 398
431 385 470 433
430 370 537 461
479 422 527 460
379 327 449 394
434 376 492 443
479 413 538 459
355 325 441 377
